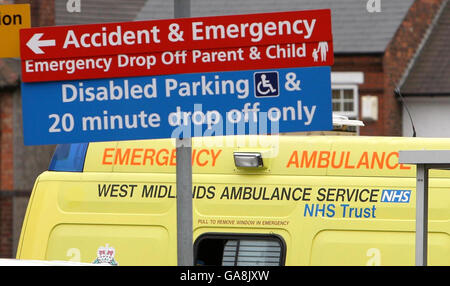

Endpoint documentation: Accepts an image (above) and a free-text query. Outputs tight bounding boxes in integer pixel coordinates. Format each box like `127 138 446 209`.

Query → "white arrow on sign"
26 33 56 55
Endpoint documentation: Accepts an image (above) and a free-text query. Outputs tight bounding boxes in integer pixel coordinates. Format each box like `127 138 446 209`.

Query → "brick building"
0 0 447 257
0 0 55 258
336 0 446 136
400 0 450 137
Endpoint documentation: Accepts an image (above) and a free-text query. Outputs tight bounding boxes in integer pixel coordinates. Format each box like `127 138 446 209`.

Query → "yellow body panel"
16 136 450 265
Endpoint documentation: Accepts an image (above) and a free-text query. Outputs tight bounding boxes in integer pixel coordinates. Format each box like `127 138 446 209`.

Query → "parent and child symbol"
313 41 329 62
256 41 327 96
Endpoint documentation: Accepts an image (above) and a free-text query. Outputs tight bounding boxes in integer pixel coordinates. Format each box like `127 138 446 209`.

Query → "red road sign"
22 42 334 82
20 9 333 82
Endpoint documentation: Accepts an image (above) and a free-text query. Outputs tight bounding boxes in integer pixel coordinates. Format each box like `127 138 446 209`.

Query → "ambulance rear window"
49 143 88 172
194 234 285 266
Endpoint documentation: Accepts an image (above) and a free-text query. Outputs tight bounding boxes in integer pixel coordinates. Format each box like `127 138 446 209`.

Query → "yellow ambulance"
16 135 450 265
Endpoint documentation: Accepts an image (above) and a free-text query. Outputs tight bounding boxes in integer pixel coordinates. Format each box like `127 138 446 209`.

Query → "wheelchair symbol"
254 72 279 97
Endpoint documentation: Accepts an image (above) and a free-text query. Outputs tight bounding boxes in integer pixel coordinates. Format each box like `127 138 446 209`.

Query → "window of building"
331 71 364 134
331 85 360 133
332 85 358 118
194 234 285 266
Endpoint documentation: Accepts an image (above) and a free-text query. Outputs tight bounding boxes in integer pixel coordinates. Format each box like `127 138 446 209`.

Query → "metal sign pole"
397 150 450 266
176 137 193 266
415 164 428 266
174 0 193 266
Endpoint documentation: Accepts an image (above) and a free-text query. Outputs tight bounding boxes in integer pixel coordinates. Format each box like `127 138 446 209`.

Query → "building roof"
55 0 415 53
55 0 148 25
401 1 450 95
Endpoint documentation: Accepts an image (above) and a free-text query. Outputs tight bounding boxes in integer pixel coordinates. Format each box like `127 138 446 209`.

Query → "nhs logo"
381 190 411 203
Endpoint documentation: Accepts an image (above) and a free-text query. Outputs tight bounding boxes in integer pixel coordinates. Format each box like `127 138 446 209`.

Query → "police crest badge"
93 244 119 266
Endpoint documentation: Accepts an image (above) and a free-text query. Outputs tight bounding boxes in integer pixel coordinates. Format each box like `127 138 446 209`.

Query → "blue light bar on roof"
48 143 88 172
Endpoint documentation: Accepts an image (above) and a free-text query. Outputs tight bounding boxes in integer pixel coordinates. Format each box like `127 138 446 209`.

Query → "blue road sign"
21 66 332 145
